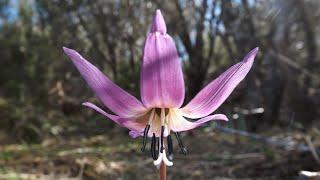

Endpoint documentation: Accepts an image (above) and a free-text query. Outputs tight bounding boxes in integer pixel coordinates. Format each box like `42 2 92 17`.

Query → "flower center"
140 108 187 167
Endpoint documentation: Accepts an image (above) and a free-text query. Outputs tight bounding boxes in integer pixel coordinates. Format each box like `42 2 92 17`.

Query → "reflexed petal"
180 48 258 119
168 109 228 132
82 102 124 125
129 131 143 138
63 47 146 118
140 12 185 108
82 102 147 134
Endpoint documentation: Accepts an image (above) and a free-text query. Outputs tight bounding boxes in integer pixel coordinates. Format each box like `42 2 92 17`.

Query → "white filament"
160 108 165 125
148 109 155 124
165 115 170 136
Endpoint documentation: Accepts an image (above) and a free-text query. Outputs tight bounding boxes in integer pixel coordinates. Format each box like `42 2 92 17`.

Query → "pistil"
140 108 179 166
153 108 173 166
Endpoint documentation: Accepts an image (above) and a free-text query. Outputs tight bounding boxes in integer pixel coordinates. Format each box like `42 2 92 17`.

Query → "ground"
0 127 318 180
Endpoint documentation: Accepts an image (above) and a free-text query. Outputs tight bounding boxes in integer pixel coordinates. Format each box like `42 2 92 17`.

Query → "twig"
269 50 312 77
304 135 320 164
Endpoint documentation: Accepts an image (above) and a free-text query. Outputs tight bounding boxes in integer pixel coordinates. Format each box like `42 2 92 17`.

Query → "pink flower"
63 10 258 167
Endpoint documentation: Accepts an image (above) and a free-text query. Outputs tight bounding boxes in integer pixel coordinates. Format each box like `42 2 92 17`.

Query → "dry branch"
213 125 320 155
269 50 312 77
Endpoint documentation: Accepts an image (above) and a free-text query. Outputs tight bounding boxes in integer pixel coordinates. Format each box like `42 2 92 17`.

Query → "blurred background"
0 0 319 179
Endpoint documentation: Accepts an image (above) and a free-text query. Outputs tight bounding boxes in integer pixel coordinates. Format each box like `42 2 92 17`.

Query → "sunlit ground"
0 126 318 180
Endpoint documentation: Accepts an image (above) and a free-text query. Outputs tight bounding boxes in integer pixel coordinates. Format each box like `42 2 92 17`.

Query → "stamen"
141 109 155 152
156 137 159 158
141 124 150 152
160 108 165 153
151 133 157 160
153 139 163 166
167 135 173 160
174 132 188 155
160 126 164 153
160 109 165 127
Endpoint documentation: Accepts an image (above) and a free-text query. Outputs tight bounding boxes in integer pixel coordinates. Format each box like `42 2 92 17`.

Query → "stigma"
140 108 187 166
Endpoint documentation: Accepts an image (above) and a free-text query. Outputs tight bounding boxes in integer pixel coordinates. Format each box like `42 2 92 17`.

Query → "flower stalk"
160 162 166 180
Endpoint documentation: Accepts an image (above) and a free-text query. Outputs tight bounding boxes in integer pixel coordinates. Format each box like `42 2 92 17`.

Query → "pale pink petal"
82 102 147 135
140 10 185 108
82 102 125 125
180 48 259 119
129 131 143 138
64 47 146 118
169 109 228 132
